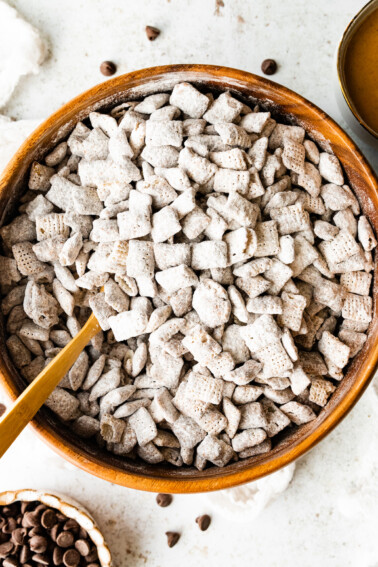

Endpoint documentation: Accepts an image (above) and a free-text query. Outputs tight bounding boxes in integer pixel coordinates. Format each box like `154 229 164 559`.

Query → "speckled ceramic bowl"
0 64 377 493
0 488 112 566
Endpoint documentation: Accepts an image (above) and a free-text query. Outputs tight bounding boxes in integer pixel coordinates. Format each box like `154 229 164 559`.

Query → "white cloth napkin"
0 1 46 109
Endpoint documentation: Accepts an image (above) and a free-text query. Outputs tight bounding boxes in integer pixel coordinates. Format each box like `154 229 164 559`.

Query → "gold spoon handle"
0 313 101 459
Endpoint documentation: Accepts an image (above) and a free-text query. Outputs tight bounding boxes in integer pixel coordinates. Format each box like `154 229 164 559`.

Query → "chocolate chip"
28 527 44 537
63 519 80 534
0 401 6 415
0 541 14 558
0 517 5 530
2 518 17 533
22 512 40 528
145 25 160 41
41 509 57 530
32 553 50 565
195 514 211 531
156 493 172 508
50 524 60 542
261 58 278 75
165 531 180 548
63 548 80 567
75 539 90 556
56 531 74 548
78 527 87 540
3 557 18 567
19 545 32 564
85 548 99 562
100 61 117 76
29 535 48 554
20 503 30 515
53 546 64 566
11 527 28 545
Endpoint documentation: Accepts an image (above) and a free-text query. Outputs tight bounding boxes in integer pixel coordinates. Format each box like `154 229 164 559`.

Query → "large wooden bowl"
0 64 377 493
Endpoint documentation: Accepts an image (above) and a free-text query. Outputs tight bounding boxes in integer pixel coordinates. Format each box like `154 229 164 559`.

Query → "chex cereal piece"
270 202 310 235
253 220 280 257
232 428 267 452
338 329 367 358
280 402 316 425
342 293 372 323
277 292 306 332
321 183 353 211
12 241 46 276
297 162 322 197
181 206 210 239
182 323 220 361
309 378 336 407
128 407 157 446
223 360 262 386
222 398 241 438
179 147 217 185
358 216 377 251
282 137 305 173
320 229 360 265
318 331 350 369
261 399 291 437
186 371 224 404
170 82 209 118
192 279 231 327
156 264 198 293
45 388 80 421
223 227 257 264
319 152 344 185
246 296 282 315
191 241 228 270
340 271 371 296
172 414 206 449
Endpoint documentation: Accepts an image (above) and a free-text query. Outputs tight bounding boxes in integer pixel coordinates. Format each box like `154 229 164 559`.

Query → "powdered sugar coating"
1 82 375 470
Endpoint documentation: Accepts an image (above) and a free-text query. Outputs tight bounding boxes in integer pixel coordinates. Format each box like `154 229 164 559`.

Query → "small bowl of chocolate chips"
0 489 112 567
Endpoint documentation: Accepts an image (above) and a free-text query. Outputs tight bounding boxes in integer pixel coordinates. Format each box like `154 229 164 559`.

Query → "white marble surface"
1 1 378 566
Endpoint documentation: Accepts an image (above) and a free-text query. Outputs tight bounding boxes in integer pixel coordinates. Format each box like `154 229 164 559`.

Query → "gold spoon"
0 311 101 458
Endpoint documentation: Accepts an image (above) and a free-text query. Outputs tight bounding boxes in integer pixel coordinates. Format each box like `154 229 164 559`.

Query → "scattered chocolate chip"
56 531 74 548
261 58 278 76
195 514 211 531
75 539 91 556
63 548 80 567
100 61 117 76
0 401 6 415
165 531 180 548
145 25 160 41
41 509 57 530
156 493 173 508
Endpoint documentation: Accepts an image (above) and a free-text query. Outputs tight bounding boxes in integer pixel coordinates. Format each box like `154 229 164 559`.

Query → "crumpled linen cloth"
0 1 47 109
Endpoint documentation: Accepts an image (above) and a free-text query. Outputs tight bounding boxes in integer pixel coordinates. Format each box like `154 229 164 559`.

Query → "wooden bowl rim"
0 63 377 493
